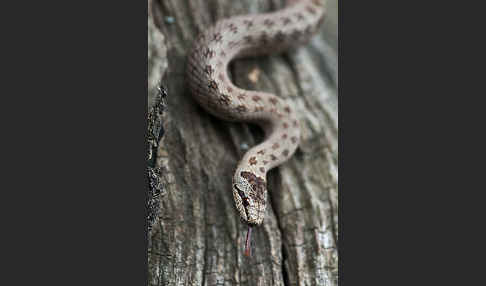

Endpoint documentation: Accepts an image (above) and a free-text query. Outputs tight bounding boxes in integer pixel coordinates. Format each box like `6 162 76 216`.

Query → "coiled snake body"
186 0 326 255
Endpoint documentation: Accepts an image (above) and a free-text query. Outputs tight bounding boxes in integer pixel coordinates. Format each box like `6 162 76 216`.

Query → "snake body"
186 0 326 254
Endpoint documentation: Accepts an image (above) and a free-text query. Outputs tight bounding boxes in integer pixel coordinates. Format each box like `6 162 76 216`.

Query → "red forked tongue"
244 226 252 257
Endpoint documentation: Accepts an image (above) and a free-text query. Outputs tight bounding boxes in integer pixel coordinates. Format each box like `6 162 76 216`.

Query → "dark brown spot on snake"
236 105 247 113
240 171 266 201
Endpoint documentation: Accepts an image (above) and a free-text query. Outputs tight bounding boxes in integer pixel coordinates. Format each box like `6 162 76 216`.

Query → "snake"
186 0 326 256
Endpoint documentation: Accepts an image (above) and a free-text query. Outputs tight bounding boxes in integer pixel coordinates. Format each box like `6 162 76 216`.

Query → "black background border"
1 0 455 284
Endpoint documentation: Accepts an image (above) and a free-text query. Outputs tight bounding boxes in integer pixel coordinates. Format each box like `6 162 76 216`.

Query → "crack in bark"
267 174 290 286
147 85 167 234
328 194 339 250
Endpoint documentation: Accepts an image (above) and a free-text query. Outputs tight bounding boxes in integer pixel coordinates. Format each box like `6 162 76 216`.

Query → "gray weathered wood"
148 0 338 285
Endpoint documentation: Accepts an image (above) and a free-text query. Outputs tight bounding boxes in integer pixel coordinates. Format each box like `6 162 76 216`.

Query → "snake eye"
234 184 250 207
242 198 250 207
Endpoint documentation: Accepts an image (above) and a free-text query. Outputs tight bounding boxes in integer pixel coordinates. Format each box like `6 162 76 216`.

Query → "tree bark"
148 0 338 285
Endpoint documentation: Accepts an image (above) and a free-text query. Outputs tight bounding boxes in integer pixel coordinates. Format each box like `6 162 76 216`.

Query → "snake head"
232 171 266 225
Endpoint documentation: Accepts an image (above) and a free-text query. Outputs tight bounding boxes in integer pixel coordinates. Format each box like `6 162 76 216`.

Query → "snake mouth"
234 185 258 257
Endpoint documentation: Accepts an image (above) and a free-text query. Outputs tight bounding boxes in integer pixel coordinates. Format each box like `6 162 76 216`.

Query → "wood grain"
148 0 338 285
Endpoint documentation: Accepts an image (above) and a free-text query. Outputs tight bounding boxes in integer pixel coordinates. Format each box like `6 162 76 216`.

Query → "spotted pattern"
261 33 269 44
236 105 248 113
264 19 275 28
243 20 253 29
219 94 231 105
241 171 266 202
306 6 317 15
212 33 223 43
276 31 286 42
186 0 325 229
228 23 238 33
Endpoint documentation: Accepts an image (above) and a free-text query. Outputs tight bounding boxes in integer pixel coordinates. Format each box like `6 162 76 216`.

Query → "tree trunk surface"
148 0 338 285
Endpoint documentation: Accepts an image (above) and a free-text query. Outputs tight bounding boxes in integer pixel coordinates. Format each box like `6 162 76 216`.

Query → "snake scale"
186 0 326 255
